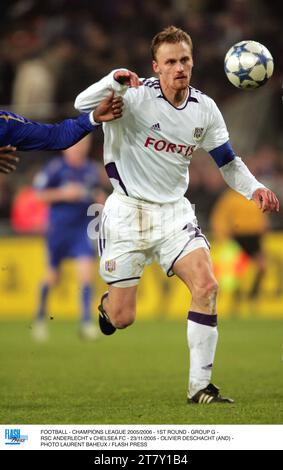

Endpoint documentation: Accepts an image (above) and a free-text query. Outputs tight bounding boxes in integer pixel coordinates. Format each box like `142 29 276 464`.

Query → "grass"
0 318 283 424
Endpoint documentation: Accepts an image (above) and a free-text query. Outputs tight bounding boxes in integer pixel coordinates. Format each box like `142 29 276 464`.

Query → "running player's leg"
173 248 233 403
33 234 63 340
98 253 143 335
249 250 266 299
101 285 138 329
174 247 218 314
33 266 60 341
76 256 99 339
97 192 147 334
35 267 60 322
157 197 233 403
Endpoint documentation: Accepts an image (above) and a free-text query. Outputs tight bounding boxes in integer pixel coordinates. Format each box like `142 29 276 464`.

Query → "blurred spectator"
210 188 269 303
10 165 48 232
32 136 105 341
11 185 48 233
12 37 78 119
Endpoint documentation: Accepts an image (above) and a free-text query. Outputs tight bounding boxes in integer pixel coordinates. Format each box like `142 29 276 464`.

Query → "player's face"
152 41 193 91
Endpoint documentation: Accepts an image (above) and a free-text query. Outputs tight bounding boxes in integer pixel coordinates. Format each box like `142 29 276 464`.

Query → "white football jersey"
75 71 264 203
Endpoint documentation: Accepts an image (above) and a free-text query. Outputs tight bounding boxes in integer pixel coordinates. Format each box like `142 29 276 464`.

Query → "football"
224 40 274 89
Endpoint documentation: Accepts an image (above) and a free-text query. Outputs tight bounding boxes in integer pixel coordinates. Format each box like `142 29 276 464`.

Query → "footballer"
75 26 279 404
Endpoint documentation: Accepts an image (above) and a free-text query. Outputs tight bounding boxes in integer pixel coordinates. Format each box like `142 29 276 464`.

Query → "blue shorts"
47 228 95 269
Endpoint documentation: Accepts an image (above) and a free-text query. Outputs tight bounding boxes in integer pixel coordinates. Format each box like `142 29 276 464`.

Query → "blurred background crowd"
0 0 283 233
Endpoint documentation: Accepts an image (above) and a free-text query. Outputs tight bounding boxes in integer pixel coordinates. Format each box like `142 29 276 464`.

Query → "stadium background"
0 0 283 319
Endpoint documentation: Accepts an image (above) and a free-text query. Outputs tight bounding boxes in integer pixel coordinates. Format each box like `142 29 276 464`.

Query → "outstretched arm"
209 143 279 213
75 69 141 113
201 99 279 213
92 91 123 122
220 157 279 213
0 93 123 152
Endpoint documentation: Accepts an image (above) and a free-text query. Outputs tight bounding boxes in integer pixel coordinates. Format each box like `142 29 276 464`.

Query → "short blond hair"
151 26 193 60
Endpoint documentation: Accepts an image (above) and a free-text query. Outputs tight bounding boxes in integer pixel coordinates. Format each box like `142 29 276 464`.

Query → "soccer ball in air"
224 40 274 89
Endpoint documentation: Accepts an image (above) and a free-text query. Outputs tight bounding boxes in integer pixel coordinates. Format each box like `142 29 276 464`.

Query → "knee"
110 307 135 329
193 279 219 303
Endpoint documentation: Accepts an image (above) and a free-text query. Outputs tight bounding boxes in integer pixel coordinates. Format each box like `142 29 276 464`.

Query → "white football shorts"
98 191 210 287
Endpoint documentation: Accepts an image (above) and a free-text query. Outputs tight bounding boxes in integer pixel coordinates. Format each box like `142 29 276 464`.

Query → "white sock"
187 311 218 398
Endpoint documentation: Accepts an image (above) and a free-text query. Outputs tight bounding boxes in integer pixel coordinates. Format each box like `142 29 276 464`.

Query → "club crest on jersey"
193 127 204 142
151 122 161 131
105 260 116 273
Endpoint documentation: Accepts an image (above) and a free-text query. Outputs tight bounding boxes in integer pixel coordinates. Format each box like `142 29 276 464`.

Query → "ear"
152 60 159 75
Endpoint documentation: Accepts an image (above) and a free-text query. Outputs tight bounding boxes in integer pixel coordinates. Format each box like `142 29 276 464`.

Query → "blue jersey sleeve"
0 111 97 151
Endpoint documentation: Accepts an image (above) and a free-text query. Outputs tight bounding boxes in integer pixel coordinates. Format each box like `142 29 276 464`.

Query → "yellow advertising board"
0 234 283 319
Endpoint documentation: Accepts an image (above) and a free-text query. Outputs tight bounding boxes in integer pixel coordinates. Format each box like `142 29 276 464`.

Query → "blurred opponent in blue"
0 91 123 173
33 135 105 340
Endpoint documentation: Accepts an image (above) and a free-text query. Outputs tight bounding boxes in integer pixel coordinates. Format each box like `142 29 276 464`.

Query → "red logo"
144 136 195 158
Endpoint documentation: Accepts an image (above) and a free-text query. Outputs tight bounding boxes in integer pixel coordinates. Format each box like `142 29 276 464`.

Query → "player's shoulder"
0 110 27 124
0 111 9 141
126 77 161 100
141 77 161 90
0 110 10 119
189 86 218 111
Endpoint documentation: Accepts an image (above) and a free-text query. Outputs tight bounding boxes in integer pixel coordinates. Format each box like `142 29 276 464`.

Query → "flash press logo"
5 429 28 445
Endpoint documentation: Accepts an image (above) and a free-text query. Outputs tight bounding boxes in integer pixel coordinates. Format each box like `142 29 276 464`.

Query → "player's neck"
161 86 188 107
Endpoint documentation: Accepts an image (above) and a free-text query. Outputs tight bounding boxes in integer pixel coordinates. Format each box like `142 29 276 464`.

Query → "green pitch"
0 318 283 424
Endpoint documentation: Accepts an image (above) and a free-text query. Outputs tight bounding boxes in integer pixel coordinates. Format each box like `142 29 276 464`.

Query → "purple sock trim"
188 310 217 327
